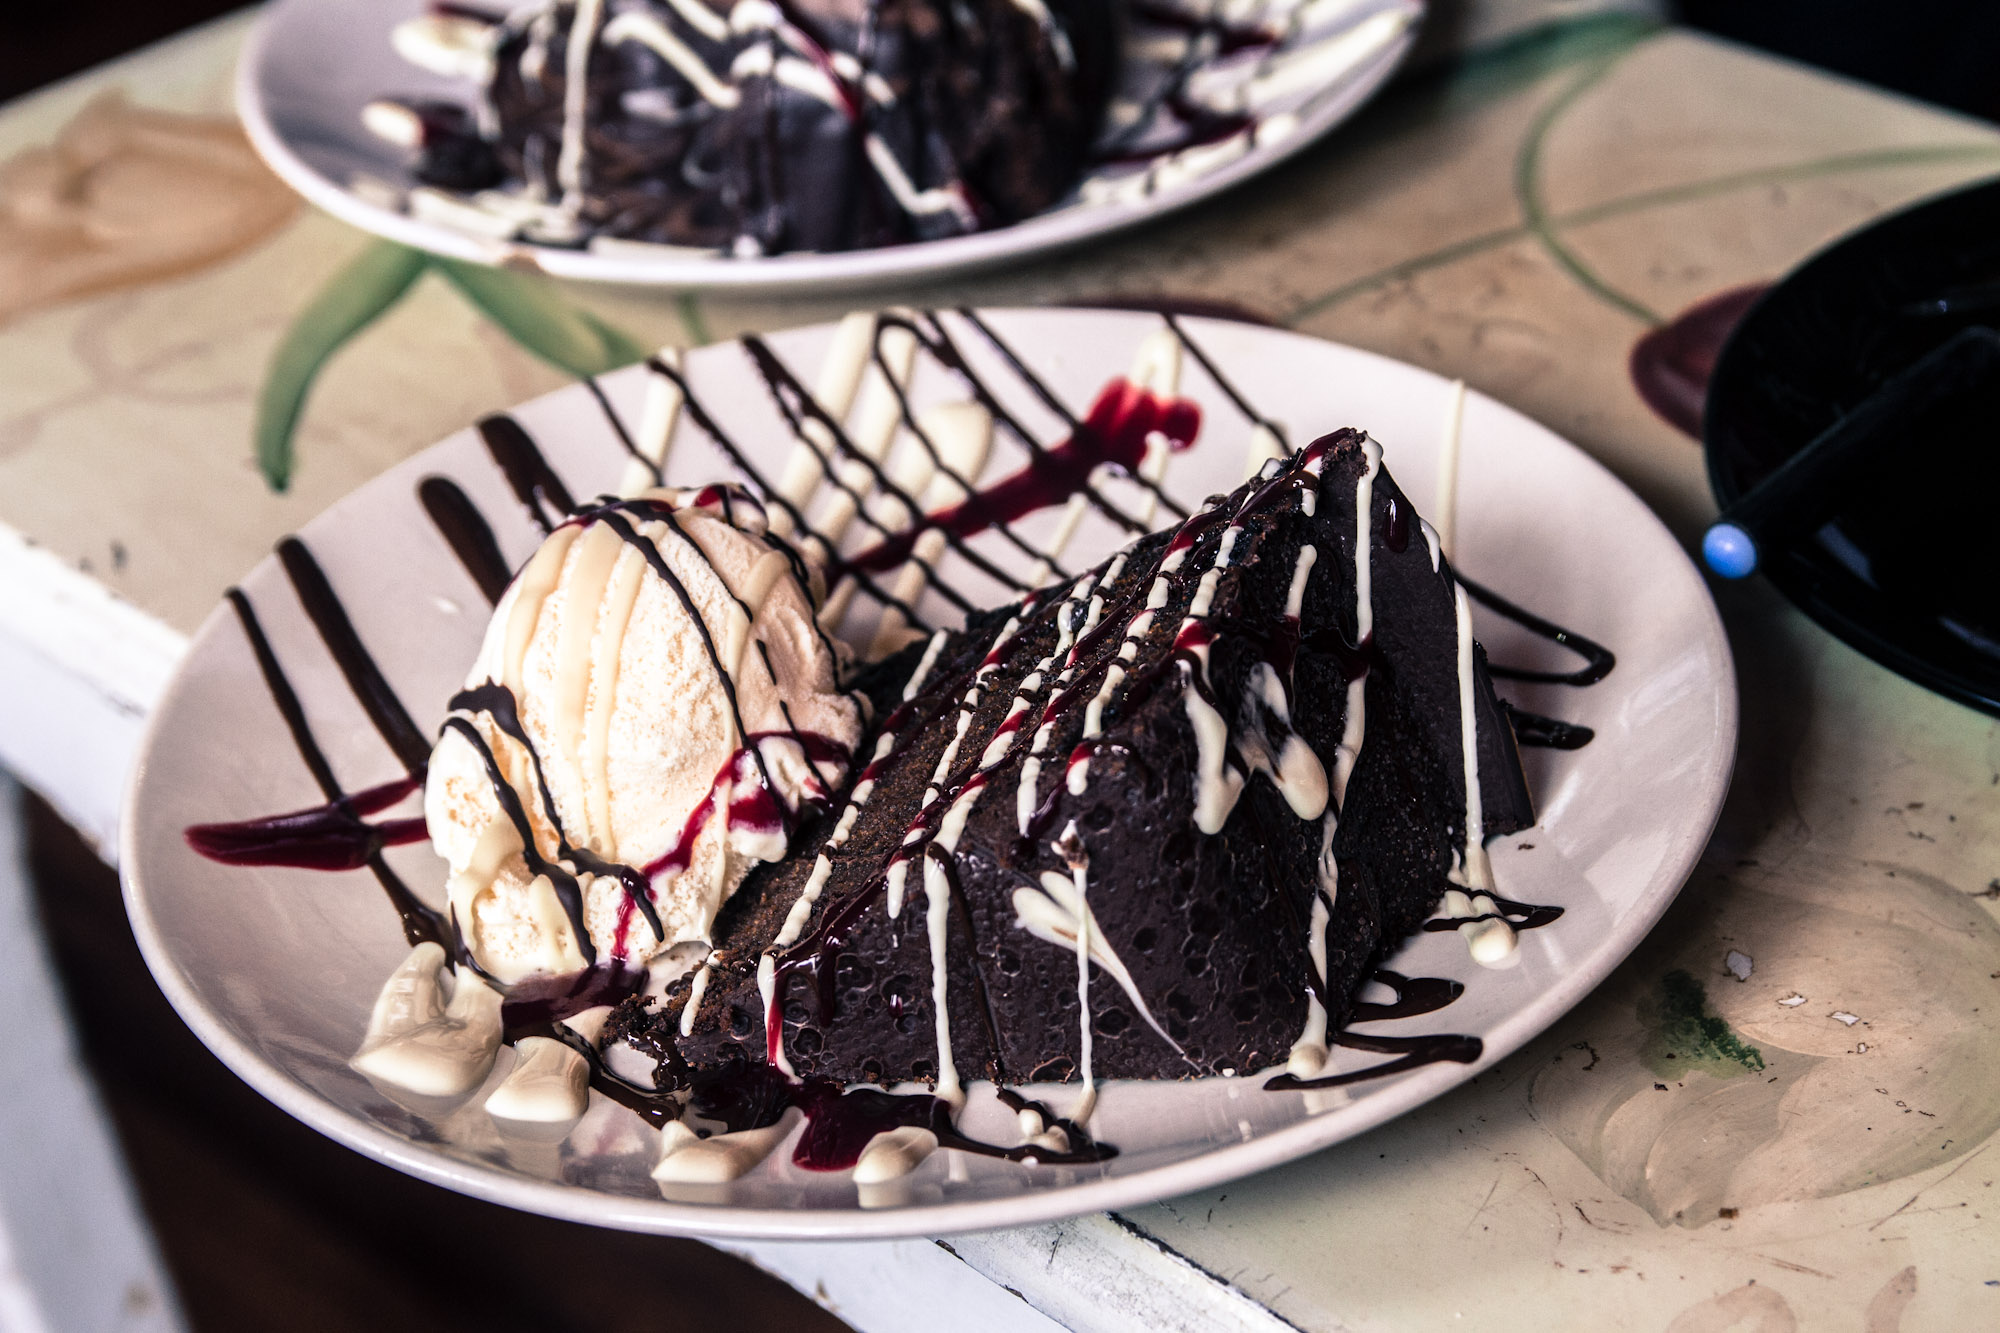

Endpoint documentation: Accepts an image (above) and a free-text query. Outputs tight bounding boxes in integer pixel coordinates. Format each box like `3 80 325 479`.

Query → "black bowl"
1704 175 2000 717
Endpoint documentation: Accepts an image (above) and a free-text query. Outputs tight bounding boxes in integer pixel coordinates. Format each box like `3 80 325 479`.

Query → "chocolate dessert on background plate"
373 0 1118 254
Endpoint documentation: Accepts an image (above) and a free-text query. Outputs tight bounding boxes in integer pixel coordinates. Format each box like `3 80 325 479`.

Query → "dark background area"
1677 0 2000 123
2 0 1997 120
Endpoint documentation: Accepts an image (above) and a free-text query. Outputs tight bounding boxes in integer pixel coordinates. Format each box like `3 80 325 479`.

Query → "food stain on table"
1529 852 2000 1228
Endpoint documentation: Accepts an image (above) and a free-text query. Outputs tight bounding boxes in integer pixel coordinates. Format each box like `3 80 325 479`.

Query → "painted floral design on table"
1198 16 2000 1243
252 240 644 490
0 93 298 326
0 88 651 494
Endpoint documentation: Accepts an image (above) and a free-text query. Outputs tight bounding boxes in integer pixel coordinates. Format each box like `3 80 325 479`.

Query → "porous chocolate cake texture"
614 429 1533 1091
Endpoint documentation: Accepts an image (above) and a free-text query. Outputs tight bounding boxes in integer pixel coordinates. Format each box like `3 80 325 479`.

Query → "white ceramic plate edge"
234 0 1421 292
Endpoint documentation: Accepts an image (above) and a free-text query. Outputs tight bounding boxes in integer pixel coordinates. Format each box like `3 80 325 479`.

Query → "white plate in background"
239 0 1424 290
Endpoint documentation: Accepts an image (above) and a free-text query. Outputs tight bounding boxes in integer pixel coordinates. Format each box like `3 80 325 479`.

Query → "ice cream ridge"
425 484 863 983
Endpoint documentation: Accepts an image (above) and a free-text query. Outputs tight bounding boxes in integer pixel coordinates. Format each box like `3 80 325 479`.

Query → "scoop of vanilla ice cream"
425 487 861 983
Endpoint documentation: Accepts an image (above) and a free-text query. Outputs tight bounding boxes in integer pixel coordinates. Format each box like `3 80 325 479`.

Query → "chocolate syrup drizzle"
1459 574 1616 688
708 1067 1113 1170
1093 3 1281 166
654 1062 1115 1170
1263 1028 1485 1091
187 310 1621 1166
1500 702 1594 751
417 475 511 604
1420 895 1565 936
445 684 664 954
478 413 576 532
580 374 662 488
195 588 446 947
275 538 432 773
1264 971 1483 1091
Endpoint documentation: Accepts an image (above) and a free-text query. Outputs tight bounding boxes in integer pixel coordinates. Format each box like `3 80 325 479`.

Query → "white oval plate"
122 309 1734 1239
238 0 1422 290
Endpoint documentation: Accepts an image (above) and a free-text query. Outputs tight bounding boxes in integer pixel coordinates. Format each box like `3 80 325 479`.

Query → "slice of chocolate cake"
383 0 1118 254
618 428 1532 1096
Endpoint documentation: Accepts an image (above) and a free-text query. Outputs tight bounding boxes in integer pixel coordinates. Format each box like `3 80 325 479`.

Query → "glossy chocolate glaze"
1459 573 1616 688
417 475 513 604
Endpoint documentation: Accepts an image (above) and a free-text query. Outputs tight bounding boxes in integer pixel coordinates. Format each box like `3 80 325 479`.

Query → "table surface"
2 8 1998 1331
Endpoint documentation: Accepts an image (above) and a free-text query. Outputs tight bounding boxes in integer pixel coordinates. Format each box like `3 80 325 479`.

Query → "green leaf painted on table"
431 258 647 376
675 290 712 348
255 242 428 492
1513 38 1664 326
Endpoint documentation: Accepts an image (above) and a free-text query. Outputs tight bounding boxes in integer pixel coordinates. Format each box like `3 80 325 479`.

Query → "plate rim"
235 0 1424 292
120 310 1738 1239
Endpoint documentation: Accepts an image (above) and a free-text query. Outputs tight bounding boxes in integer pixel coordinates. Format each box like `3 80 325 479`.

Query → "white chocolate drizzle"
484 1035 591 1123
1331 436 1382 807
1232 544 1329 821
852 1126 940 1183
603 10 743 108
923 844 962 1107
389 14 499 83
1442 583 1514 966
679 963 710 1037
351 942 505 1098
652 1109 802 1184
1284 434 1380 1068
1285 813 1339 1077
1432 379 1466 565
555 0 604 207
736 628 951 1059
1015 575 1099 833
1066 555 1173 795
1011 868 1181 1057
1052 825 1099 1122
902 601 1038 1106
888 609 1023 916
